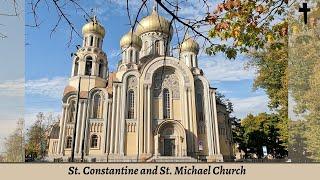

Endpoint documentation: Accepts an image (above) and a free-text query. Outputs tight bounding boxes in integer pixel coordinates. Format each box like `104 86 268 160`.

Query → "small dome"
180 36 199 54
120 30 142 49
136 8 173 38
82 16 105 37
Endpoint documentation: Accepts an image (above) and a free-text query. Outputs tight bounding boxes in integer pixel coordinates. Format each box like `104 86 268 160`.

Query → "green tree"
25 112 58 160
248 36 288 147
241 113 286 158
204 0 289 151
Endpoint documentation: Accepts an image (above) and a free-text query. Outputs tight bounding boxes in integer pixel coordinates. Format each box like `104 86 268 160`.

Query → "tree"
241 113 286 158
3 119 24 162
288 3 320 161
288 120 311 162
25 112 58 160
205 0 288 59
248 35 288 147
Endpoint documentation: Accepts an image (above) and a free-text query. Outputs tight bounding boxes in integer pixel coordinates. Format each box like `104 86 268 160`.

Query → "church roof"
136 8 173 37
180 35 200 54
82 16 105 37
120 30 142 49
63 85 76 96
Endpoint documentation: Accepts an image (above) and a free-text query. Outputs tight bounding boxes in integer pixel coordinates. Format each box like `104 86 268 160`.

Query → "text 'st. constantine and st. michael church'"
48 7 233 162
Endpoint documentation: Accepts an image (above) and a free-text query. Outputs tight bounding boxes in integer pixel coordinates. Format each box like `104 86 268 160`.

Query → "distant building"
48 7 233 162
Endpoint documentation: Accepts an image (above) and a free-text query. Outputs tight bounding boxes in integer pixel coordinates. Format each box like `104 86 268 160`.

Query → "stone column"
184 87 190 154
114 85 121 154
105 101 112 154
109 84 118 154
138 83 143 155
187 88 194 152
102 97 109 154
60 105 69 154
119 84 126 156
92 61 97 76
84 118 90 155
146 84 151 154
154 134 159 157
212 90 221 154
202 87 213 156
57 105 66 154
142 84 148 153
74 101 83 154
78 100 87 155
189 87 198 152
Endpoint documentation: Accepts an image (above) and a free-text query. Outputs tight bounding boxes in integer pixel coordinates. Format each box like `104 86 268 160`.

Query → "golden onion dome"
82 16 105 37
120 29 142 49
180 36 200 54
136 8 173 38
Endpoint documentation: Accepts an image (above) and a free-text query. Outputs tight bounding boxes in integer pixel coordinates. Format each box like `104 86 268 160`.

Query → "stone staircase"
147 156 198 162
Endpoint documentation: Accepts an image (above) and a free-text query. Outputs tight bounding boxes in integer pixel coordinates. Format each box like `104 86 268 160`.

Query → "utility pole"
70 76 81 162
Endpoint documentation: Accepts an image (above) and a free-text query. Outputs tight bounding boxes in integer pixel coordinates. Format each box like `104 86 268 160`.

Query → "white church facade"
47 8 234 162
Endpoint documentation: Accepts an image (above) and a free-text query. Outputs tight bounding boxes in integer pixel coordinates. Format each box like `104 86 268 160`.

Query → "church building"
47 7 234 162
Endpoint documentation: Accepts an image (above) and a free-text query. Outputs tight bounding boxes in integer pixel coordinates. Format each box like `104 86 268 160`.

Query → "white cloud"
25 77 68 99
25 77 68 126
231 95 270 119
199 56 256 82
0 78 24 97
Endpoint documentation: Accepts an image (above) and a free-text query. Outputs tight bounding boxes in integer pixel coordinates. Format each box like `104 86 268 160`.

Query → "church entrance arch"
154 120 187 157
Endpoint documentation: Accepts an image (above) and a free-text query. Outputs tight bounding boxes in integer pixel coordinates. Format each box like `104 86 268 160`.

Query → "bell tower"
69 16 108 91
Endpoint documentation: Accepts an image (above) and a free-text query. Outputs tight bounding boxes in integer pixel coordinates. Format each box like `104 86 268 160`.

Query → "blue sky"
23 0 269 126
0 0 272 150
24 0 269 124
0 0 24 152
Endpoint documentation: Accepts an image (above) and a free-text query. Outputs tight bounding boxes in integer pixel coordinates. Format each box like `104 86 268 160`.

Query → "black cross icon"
299 3 311 24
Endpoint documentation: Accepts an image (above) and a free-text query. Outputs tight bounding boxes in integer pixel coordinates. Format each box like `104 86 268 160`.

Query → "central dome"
136 8 173 38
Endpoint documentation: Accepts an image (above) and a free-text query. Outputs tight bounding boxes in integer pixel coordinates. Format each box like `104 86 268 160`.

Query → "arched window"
98 62 103 78
69 101 76 123
73 59 79 76
155 40 160 54
190 55 194 67
90 36 94 46
97 38 100 48
136 51 139 62
127 90 134 119
92 93 103 118
144 41 149 53
129 49 133 62
90 135 98 148
85 56 93 75
66 136 72 148
196 93 204 121
163 88 170 119
84 37 87 46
